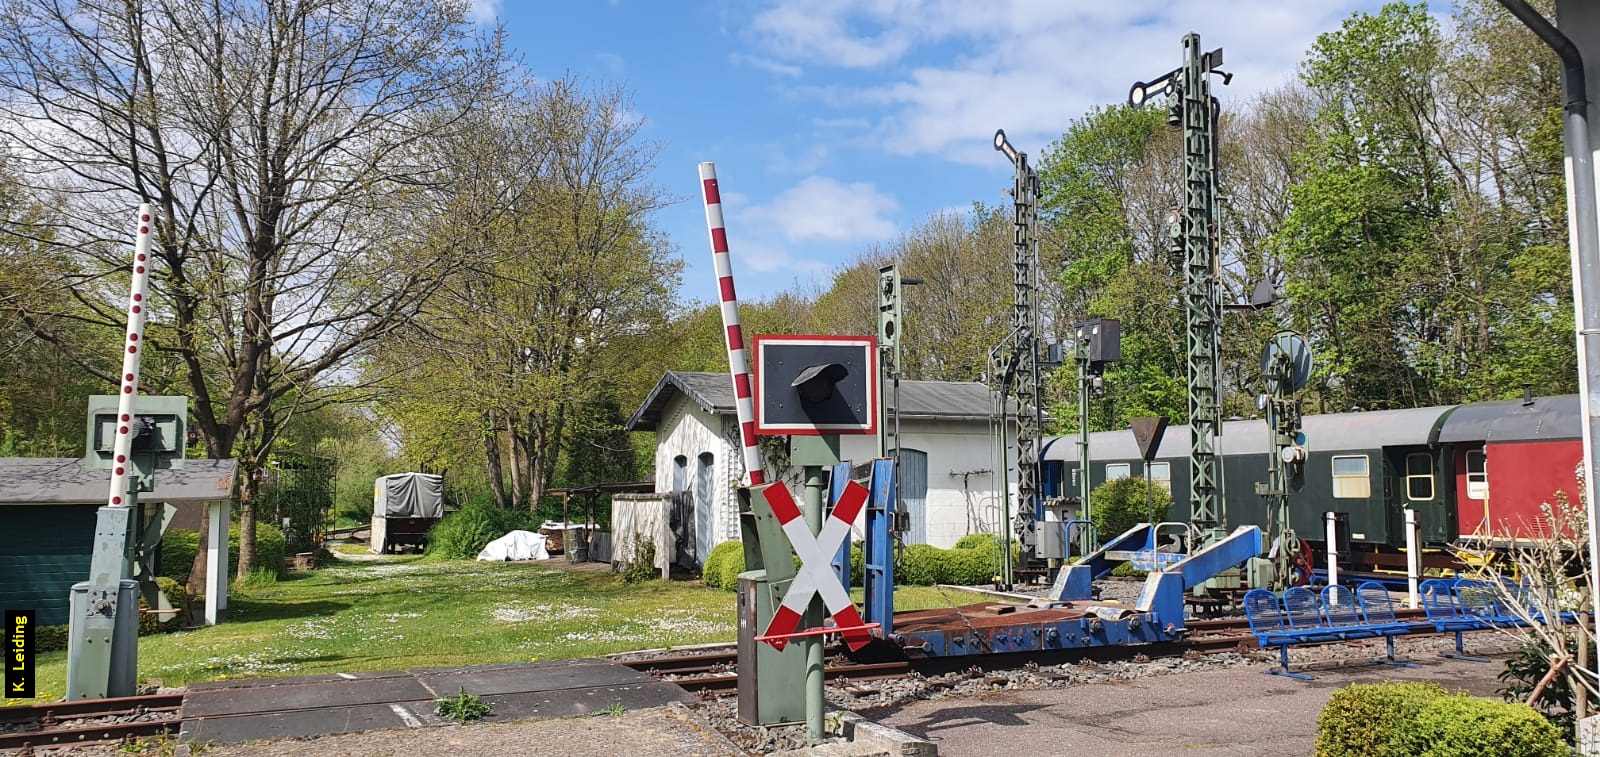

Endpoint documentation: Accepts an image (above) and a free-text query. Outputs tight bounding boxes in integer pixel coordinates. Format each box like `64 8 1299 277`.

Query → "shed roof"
0 458 237 505
1043 404 1457 463
1436 394 1579 443
627 370 1021 432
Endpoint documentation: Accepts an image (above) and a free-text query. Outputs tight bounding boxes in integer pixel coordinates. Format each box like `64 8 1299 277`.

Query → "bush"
426 501 537 560
622 534 658 583
160 522 287 582
718 547 747 591
703 541 742 588
897 544 941 586
954 534 993 550
1089 477 1173 541
1391 694 1567 757
1317 682 1452 757
138 577 188 636
37 624 67 652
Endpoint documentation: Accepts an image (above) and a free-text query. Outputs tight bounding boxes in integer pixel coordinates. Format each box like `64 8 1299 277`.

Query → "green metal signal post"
1128 34 1232 546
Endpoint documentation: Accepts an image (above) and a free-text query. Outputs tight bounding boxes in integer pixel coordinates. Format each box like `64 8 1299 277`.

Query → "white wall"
653 394 1017 557
651 397 740 566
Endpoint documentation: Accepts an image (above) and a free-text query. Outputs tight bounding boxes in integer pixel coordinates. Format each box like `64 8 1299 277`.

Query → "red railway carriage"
1437 395 1582 542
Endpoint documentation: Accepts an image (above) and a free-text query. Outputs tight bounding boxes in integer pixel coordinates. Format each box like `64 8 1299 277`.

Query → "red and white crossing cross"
759 480 874 652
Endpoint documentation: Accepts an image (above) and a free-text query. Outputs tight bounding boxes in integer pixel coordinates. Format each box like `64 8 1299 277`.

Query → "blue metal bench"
1243 584 1417 680
1241 582 1420 681
1347 582 1418 670
1419 578 1492 662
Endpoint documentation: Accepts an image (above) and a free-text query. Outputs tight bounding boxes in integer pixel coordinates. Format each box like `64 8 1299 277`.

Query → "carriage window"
1406 453 1434 501
1105 463 1131 481
1331 455 1370 499
1465 450 1487 500
1148 462 1171 487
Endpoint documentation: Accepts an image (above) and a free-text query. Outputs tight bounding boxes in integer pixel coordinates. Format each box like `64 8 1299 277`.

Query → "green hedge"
1317 682 1565 757
1089 476 1172 541
699 537 1018 590
426 501 539 560
160 522 287 582
703 541 742 588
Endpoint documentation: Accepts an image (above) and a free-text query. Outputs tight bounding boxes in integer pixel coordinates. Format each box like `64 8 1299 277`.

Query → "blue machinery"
828 456 1266 658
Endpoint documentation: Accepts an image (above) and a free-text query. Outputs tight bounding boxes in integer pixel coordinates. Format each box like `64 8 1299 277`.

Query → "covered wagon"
370 473 443 553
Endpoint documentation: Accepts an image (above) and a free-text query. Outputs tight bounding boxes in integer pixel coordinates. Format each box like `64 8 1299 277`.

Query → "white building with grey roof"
626 371 1019 564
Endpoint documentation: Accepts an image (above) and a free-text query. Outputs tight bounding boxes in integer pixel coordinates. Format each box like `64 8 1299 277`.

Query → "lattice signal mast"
994 129 1045 530
1128 34 1232 543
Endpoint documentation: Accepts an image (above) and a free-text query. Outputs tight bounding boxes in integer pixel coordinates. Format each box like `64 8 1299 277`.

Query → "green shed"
0 458 236 626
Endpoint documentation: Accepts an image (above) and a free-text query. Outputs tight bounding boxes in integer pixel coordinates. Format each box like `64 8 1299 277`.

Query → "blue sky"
484 0 1395 304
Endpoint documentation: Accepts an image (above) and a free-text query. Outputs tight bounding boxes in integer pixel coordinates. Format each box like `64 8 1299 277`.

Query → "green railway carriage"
1041 404 1460 553
0 458 235 625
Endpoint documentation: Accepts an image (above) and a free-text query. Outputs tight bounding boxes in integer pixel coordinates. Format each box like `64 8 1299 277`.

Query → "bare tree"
0 0 507 585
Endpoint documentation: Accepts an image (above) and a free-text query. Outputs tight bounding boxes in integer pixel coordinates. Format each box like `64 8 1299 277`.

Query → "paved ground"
203 704 736 757
179 658 693 746
876 653 1509 757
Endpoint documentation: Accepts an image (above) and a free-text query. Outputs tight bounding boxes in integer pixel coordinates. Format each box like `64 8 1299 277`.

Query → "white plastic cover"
476 530 550 561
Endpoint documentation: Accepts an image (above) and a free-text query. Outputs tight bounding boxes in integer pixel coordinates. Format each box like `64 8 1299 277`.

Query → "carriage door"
1386 447 1448 544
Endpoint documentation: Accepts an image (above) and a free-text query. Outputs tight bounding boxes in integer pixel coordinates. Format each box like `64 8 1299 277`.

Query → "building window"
1106 463 1131 481
1147 462 1170 487
1465 450 1487 500
1332 455 1370 499
1406 453 1434 501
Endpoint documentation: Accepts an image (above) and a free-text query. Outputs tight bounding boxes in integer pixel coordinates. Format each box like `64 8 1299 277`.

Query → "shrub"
897 544 942 586
138 577 188 635
1089 477 1173 541
1316 682 1450 757
954 534 993 550
159 522 287 582
622 534 659 583
36 625 68 652
718 547 747 591
1391 694 1567 757
703 541 742 588
426 501 534 560
1110 562 1148 578
850 542 864 586
1500 636 1592 735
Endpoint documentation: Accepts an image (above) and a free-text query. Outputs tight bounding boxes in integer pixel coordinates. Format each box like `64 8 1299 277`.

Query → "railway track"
619 609 1436 695
0 693 184 752
0 608 1447 748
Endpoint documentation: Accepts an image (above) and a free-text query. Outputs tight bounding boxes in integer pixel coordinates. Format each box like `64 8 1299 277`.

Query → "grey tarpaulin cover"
373 473 444 518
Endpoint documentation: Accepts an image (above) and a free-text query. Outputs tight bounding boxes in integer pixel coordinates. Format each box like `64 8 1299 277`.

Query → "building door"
894 448 929 545
669 455 694 567
693 453 713 566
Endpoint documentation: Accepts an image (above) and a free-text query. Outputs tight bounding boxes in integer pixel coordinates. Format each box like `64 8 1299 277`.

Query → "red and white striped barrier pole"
699 163 765 486
106 204 155 507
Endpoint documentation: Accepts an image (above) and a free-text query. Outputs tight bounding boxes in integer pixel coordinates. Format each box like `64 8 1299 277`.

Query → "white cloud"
594 52 625 76
743 0 1392 162
738 176 899 243
727 239 831 275
467 0 500 25
729 53 804 78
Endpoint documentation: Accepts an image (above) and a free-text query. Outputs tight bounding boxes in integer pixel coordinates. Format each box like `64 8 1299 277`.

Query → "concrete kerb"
769 709 938 757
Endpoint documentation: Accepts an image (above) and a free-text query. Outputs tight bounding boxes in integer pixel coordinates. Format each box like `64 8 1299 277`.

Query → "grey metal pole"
1499 0 1600 673
802 464 825 741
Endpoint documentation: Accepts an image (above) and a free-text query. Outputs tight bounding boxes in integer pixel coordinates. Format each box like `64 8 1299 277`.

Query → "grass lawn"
9 552 994 705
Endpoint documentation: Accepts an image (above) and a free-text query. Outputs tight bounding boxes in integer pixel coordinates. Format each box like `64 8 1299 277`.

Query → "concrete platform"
179 658 691 745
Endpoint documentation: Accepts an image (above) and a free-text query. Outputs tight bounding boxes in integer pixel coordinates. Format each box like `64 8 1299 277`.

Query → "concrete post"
204 498 230 624
1324 512 1338 589
1405 508 1421 609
